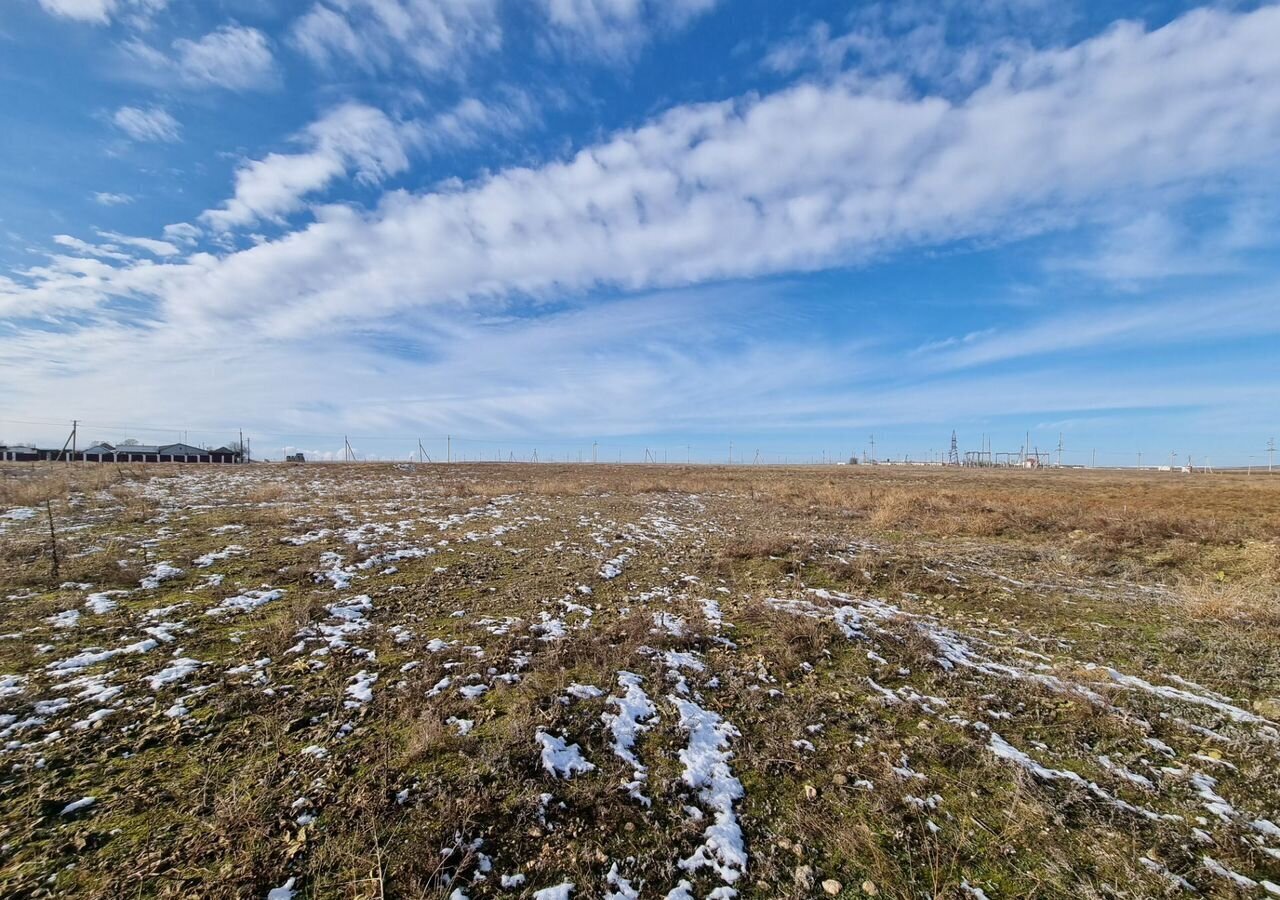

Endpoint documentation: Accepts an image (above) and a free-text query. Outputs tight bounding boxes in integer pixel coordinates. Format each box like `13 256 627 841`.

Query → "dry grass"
2 460 1278 898
1179 573 1280 626
0 463 135 507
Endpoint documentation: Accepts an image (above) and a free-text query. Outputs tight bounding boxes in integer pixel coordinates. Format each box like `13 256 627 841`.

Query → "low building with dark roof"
3 442 243 464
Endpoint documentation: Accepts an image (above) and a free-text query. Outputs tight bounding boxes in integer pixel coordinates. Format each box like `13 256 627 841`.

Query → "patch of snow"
566 683 604 700
206 588 285 617
47 609 81 628
447 717 474 736
148 658 202 691
669 695 747 886
84 591 126 614
60 796 96 815
140 562 184 590
1202 856 1257 889
603 671 659 804
536 729 595 779
344 670 378 707
605 864 639 900
194 545 245 567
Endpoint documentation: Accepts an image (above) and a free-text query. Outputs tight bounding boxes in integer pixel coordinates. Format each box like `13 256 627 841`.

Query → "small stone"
862 880 879 896
822 879 843 895
794 865 814 889
832 773 848 786
777 837 793 850
804 784 818 801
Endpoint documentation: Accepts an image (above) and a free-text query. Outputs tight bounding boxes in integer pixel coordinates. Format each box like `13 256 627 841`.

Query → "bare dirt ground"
1 462 1278 899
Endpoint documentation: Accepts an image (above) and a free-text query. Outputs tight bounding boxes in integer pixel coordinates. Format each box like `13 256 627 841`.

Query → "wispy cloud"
763 0 1071 93
92 191 134 206
94 230 180 257
111 105 180 142
536 0 720 63
290 0 502 76
122 24 277 92
914 283 1280 372
37 0 167 27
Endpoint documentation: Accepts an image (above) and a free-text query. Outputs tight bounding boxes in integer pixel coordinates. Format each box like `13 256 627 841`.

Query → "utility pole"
1170 450 1176 469
447 435 451 464
728 441 733 465
1268 437 1276 473
1137 451 1142 469
949 430 959 466
1056 433 1063 468
869 434 876 465
1091 448 1096 469
344 436 354 462
56 419 78 464
592 441 598 464
239 429 244 465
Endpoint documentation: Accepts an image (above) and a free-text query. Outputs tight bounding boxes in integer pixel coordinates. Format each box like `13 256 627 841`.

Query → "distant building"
1 442 243 464
286 453 306 463
0 445 40 462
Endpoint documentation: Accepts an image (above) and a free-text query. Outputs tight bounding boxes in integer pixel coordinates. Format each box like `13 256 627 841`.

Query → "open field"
1 462 1278 899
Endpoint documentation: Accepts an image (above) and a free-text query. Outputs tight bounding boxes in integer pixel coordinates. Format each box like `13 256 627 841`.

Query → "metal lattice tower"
948 430 959 466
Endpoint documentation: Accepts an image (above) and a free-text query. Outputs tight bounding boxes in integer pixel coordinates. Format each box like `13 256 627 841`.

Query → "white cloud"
417 91 539 153
51 234 132 261
38 0 167 26
112 105 180 142
763 0 1074 98
200 102 413 231
915 285 1279 372
94 230 180 257
290 0 502 76
537 0 719 61
14 5 1280 334
92 192 134 206
124 25 276 91
173 25 275 90
38 0 115 24
162 222 201 245
1049 202 1280 286
188 4 1280 338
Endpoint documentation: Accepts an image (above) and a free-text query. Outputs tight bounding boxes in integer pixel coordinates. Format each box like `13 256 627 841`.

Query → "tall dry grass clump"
1179 574 1280 627
0 463 131 507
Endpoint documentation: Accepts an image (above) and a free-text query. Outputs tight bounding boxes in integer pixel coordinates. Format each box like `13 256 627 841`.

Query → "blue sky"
1 0 1278 465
